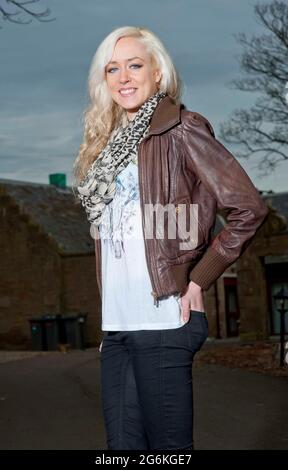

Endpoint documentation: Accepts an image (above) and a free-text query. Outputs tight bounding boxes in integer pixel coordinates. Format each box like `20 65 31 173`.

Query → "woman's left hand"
180 280 205 323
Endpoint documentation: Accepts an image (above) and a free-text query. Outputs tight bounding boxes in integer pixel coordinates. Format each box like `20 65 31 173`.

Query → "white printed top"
99 160 184 331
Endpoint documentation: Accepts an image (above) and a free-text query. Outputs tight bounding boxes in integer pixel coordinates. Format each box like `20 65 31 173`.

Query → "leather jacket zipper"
138 135 160 307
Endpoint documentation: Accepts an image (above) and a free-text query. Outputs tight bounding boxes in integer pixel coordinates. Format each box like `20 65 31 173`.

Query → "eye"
130 64 142 69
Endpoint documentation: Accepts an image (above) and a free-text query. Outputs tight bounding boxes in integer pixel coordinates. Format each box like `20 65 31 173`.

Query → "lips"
119 88 137 97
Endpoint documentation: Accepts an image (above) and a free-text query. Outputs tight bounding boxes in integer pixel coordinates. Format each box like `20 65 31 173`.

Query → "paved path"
0 349 287 450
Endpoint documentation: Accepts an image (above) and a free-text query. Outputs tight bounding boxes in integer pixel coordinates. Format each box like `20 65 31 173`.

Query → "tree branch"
0 0 55 27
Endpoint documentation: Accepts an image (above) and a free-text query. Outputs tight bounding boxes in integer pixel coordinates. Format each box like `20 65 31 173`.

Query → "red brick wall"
0 202 61 348
62 256 101 347
0 201 101 349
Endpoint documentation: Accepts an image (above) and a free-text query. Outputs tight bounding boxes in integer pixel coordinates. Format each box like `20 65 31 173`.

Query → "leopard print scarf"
77 90 167 226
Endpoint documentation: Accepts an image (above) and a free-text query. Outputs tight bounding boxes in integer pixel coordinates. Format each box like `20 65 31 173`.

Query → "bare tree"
0 0 55 27
219 0 288 176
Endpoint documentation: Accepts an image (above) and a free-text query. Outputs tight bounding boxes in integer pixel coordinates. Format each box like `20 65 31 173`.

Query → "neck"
127 112 136 122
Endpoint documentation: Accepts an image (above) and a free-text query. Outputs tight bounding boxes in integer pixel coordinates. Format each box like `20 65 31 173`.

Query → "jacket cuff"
189 246 231 290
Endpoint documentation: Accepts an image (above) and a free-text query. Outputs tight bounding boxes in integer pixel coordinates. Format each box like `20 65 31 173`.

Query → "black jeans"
100 310 209 450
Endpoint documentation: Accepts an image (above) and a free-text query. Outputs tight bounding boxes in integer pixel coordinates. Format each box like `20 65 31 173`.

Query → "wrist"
189 280 203 291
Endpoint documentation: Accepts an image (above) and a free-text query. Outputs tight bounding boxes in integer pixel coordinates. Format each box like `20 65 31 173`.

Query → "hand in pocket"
179 280 205 322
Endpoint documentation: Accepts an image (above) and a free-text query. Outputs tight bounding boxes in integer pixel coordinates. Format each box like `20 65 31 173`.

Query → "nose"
119 67 131 84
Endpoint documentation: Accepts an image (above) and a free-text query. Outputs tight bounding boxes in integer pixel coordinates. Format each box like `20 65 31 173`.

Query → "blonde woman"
74 26 268 450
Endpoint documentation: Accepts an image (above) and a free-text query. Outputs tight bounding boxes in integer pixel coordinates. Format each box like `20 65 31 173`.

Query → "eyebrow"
107 56 144 65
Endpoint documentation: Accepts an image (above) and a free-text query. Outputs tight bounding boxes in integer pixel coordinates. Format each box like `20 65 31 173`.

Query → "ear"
154 69 162 85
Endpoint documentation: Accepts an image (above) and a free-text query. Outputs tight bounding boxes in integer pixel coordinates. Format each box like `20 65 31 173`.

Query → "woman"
73 26 268 450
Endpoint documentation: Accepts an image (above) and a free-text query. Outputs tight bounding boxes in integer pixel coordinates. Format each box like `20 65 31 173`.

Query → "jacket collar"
148 94 182 135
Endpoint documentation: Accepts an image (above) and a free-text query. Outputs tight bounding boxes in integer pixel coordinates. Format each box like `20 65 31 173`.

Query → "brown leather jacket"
94 95 269 305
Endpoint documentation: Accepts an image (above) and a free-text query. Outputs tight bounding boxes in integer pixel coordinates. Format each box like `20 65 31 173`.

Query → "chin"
121 96 142 106
126 101 143 111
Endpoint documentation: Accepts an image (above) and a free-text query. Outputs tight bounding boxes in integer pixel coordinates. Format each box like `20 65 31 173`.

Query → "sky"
0 0 287 192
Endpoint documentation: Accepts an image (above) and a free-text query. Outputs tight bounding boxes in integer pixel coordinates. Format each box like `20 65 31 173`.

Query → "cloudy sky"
0 0 286 192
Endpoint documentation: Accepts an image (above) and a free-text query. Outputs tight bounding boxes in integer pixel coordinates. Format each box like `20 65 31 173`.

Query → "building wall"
237 254 268 340
62 256 101 347
236 214 288 340
203 264 237 338
203 209 288 341
0 200 101 349
0 202 62 348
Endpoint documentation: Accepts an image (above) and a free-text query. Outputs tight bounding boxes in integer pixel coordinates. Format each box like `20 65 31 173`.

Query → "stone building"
204 191 288 341
0 177 101 349
237 191 288 340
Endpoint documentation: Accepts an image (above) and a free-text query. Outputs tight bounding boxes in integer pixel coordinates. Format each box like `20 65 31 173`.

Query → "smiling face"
105 36 162 121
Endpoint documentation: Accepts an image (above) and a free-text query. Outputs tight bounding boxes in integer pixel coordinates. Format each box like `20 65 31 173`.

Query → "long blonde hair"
72 26 183 192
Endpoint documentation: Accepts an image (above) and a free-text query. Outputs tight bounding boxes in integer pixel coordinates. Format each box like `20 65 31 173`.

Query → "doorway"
224 277 240 337
265 262 288 335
